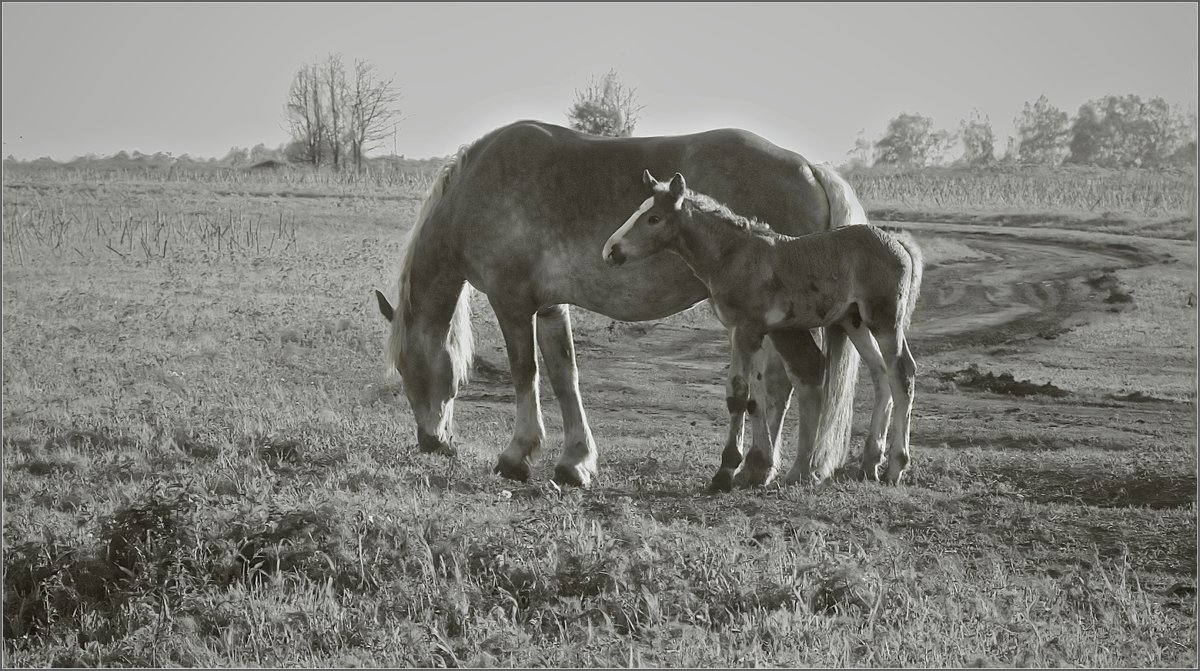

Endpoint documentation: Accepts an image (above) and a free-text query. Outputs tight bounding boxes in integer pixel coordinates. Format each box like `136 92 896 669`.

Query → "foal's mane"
684 191 774 235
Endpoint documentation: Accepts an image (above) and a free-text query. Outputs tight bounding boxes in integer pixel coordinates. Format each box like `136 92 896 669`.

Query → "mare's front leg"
710 326 761 492
535 304 599 487
490 301 545 482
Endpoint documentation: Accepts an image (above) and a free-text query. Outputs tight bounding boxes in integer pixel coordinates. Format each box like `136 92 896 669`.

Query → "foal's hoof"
552 463 594 488
861 465 881 483
493 455 531 482
708 469 735 493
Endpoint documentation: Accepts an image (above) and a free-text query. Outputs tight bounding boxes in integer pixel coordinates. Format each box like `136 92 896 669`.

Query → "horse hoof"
552 463 593 488
418 440 456 457
732 467 775 489
780 469 806 486
708 469 734 493
861 465 880 483
493 456 530 482
884 470 905 486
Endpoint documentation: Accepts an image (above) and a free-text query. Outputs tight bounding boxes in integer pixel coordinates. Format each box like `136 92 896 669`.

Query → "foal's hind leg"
490 303 545 482
876 332 916 485
536 305 599 487
710 327 760 492
843 322 893 482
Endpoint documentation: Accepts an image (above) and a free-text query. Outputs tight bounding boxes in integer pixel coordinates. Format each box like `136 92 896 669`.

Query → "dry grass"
2 169 1195 667
849 165 1197 240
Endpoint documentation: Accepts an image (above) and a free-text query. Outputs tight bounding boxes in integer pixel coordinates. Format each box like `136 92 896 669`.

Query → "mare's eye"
647 215 662 225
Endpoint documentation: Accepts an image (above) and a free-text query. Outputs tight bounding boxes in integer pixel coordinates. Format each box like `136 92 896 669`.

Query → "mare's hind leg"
731 340 793 488
490 303 545 482
535 305 599 487
843 322 893 482
765 328 828 486
710 327 760 492
876 332 916 485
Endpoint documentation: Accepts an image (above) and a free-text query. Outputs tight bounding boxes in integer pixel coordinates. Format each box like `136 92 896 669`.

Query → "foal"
604 171 923 487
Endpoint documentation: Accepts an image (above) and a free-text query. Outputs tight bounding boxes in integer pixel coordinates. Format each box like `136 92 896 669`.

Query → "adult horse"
374 120 869 489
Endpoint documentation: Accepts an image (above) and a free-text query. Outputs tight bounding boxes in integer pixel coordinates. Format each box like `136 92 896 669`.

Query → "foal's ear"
668 173 686 199
642 169 656 187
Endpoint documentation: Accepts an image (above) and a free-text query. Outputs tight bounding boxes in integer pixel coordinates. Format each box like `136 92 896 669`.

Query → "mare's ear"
668 173 686 199
642 169 656 188
374 289 395 323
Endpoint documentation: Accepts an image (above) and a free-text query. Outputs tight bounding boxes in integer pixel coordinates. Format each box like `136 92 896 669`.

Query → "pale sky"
3 2 1197 164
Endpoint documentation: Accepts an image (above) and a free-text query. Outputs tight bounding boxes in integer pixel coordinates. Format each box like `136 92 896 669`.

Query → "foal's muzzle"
605 244 626 267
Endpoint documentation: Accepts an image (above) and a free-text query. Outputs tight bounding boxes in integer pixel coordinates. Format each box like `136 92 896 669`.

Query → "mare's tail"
804 162 870 478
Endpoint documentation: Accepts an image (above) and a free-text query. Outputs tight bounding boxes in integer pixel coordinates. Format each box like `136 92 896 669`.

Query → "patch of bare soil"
939 364 1071 398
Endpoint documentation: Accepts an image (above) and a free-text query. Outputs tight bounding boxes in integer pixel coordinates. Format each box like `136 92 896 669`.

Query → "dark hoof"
417 441 456 457
493 456 530 482
417 430 456 456
552 463 589 488
708 469 734 493
861 466 880 483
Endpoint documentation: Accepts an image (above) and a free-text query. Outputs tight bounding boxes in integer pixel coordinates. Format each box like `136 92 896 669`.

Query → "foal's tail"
383 145 475 386
805 162 868 479
892 231 925 333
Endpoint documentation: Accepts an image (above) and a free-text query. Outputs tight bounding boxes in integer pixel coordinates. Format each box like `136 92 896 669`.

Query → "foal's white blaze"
602 197 655 261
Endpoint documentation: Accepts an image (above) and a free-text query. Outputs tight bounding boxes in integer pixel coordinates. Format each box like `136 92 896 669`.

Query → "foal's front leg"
732 341 794 488
709 326 760 492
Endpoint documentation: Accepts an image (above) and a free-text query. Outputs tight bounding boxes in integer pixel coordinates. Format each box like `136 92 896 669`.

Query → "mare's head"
603 170 687 267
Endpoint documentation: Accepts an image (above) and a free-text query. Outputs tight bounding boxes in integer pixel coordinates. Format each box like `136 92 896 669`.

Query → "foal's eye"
647 215 662 225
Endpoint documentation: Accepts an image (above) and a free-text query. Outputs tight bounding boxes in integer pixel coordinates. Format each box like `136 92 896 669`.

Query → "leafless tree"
345 59 402 174
286 63 324 167
286 55 400 173
323 54 346 171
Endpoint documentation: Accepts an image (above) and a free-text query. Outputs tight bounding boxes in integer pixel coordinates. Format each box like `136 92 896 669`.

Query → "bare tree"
566 70 643 137
286 64 324 167
345 59 402 174
287 54 400 173
323 54 346 171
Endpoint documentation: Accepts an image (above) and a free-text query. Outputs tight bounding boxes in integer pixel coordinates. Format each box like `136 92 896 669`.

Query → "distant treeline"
3 149 449 174
1 150 447 192
848 94 1197 171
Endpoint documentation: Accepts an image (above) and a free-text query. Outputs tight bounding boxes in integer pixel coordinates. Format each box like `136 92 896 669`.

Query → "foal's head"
603 170 687 267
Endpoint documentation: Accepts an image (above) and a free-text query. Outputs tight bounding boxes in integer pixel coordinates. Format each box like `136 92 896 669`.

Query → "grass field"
2 165 1196 667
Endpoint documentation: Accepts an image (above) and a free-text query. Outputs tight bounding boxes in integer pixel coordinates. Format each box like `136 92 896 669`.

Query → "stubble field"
2 166 1196 667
